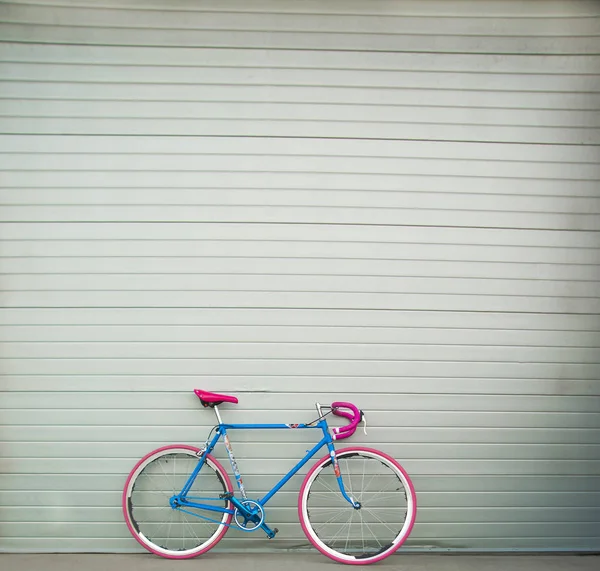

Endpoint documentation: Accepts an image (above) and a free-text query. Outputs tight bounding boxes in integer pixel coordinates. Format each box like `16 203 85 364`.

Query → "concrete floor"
0 554 598 571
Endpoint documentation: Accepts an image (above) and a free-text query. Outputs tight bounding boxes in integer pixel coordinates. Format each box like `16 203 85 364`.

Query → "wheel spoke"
140 471 173 502
327 512 354 545
148 509 170 540
313 476 339 495
156 456 174 492
314 506 350 533
360 457 367 502
344 509 355 552
166 508 174 546
363 506 401 535
359 508 365 553
366 482 406 505
180 511 203 546
361 517 383 549
358 471 379 501
342 459 355 502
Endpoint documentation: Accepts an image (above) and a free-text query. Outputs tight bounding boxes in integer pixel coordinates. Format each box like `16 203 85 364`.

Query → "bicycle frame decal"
222 432 247 499
329 449 342 478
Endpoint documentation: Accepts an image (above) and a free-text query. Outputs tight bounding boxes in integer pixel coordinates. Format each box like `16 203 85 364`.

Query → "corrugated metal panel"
1 0 599 554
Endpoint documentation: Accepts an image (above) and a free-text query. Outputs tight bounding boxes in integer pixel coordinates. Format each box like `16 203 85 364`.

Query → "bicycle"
122 389 417 565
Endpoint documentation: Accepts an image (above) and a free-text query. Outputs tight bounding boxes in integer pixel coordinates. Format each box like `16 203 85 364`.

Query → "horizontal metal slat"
4 0 599 17
2 307 598 329
2 391 598 412
3 83 600 111
1 324 598 347
1 489 598 508
3 63 598 93
1 206 599 230
2 259 599 282
3 6 599 36
4 100 600 129
2 291 599 312
2 425 599 444
3 274 599 297
1 222 598 247
3 172 599 197
2 377 598 397
2 135 600 162
3 456 600 476
1 117 598 144
3 473 599 493
2 190 600 213
2 409 598 428
2 441 599 461
1 341 599 364
2 45 599 73
2 505 599 524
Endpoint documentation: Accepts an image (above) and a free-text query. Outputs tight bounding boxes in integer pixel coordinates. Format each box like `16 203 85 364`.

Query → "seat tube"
221 426 248 500
213 405 247 498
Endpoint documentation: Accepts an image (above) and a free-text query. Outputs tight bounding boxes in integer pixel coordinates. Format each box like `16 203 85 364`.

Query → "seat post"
213 405 223 425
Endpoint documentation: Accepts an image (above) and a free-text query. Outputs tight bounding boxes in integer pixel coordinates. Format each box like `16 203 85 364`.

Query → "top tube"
219 422 324 430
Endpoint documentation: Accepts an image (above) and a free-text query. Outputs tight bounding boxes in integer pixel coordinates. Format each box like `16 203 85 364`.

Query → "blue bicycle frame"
172 410 357 538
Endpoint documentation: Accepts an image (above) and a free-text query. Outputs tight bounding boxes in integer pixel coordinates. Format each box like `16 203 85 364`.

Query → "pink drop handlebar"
330 401 363 441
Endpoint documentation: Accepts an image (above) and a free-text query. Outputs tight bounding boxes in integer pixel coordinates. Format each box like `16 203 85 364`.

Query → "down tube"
259 436 329 506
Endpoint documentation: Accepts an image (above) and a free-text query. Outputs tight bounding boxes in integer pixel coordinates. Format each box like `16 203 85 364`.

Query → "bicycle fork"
326 442 361 509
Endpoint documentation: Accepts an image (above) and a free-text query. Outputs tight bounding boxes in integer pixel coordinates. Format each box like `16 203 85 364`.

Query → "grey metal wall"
1 0 600 553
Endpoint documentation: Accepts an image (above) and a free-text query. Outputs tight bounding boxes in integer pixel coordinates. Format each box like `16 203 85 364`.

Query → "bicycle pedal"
264 526 279 539
219 492 234 500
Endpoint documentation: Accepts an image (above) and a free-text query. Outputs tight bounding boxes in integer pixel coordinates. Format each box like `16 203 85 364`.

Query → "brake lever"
362 411 367 435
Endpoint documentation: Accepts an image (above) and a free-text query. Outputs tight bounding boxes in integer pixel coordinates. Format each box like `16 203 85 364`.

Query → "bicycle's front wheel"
298 447 417 565
122 444 233 559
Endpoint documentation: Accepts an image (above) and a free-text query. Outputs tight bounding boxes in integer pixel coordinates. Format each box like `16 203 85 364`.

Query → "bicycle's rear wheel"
122 444 233 559
298 447 417 565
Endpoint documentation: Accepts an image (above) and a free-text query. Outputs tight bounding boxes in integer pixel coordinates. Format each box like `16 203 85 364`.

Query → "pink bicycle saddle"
194 389 239 407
